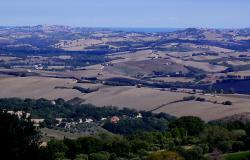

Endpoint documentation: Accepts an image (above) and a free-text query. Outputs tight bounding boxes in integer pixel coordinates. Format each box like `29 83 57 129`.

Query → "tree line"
2 98 250 159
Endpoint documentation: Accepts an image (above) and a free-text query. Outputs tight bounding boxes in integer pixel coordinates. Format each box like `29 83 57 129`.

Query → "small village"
4 109 143 133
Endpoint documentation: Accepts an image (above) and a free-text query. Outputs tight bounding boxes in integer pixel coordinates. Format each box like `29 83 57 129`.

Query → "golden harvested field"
153 93 250 121
189 55 219 61
3 27 250 124
1 76 250 121
84 87 250 121
228 71 250 77
154 100 250 121
105 59 189 77
0 56 20 61
172 58 227 72
226 60 250 66
108 50 156 63
83 86 189 111
0 76 189 111
0 77 82 100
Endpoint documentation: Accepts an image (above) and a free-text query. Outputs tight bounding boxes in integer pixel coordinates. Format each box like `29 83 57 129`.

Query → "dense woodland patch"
2 98 250 160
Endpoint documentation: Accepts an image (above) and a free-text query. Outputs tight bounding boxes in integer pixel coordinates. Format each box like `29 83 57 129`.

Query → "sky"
0 0 250 28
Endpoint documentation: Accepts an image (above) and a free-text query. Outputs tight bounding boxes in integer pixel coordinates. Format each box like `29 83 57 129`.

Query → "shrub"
0 111 41 160
217 141 232 153
186 146 204 160
169 116 205 136
195 97 206 102
198 144 209 154
200 126 231 149
147 151 184 160
74 154 88 160
89 151 110 160
182 96 196 101
232 141 245 152
223 101 233 105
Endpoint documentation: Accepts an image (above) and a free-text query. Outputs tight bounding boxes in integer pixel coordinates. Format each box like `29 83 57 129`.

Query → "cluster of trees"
0 110 181 160
3 98 250 160
72 86 99 94
0 98 136 120
99 117 250 160
0 98 174 130
209 78 250 94
181 96 232 106
4 110 250 160
0 111 42 160
100 73 250 96
0 49 109 70
103 113 171 135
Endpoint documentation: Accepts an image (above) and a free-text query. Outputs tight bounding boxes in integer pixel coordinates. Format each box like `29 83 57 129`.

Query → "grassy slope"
220 151 250 160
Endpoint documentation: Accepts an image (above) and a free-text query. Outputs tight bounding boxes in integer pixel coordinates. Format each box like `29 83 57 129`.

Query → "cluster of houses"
6 110 44 127
5 110 143 130
34 64 44 70
55 116 123 129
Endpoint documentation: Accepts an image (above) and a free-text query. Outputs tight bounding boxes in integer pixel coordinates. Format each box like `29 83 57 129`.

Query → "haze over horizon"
1 0 250 29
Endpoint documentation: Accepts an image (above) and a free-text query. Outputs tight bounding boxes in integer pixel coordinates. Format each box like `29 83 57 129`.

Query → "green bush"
170 116 205 136
217 141 232 153
232 141 245 152
222 101 233 105
88 152 110 160
147 151 184 160
74 154 88 160
182 96 196 101
195 97 206 102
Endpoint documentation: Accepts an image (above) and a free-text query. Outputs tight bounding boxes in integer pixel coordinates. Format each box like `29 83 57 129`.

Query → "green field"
220 151 250 160
41 127 111 141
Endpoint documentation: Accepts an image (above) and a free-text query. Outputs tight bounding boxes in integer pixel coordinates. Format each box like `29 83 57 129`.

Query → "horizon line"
0 24 249 30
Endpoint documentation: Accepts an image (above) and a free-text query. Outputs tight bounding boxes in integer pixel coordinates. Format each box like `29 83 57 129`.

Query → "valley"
1 26 250 121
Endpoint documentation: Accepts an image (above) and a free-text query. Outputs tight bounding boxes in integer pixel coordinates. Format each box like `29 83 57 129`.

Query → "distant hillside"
1 25 250 53
212 112 250 124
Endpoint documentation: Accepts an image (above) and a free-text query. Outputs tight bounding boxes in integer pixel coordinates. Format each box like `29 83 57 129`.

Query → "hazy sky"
0 0 250 28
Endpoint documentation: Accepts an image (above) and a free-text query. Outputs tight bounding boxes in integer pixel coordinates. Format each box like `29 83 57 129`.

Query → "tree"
169 116 205 136
171 128 186 139
229 88 235 94
130 139 150 153
198 144 209 154
77 137 103 154
170 87 178 91
217 141 232 153
147 151 184 160
74 154 88 160
0 111 41 160
46 139 68 160
55 98 65 105
182 96 196 101
231 129 247 140
195 97 205 102
180 146 204 160
226 121 245 130
232 141 245 152
64 138 81 159
222 101 232 105
219 89 224 94
107 139 131 157
200 126 231 149
89 151 110 160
